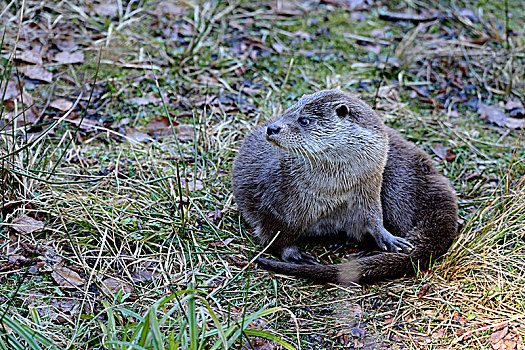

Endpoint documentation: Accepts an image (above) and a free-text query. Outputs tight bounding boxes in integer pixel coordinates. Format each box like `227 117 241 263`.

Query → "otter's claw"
373 229 414 254
281 247 320 265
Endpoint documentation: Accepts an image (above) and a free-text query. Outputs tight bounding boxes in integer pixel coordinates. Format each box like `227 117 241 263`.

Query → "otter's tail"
257 247 435 285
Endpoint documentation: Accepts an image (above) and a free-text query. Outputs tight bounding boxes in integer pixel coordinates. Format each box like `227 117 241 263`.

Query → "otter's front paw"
281 247 320 265
374 229 413 253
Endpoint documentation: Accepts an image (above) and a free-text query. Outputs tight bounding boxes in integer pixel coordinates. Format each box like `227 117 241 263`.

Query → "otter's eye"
298 117 310 126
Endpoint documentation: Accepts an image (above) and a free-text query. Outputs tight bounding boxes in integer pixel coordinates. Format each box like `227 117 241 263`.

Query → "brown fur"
232 90 458 285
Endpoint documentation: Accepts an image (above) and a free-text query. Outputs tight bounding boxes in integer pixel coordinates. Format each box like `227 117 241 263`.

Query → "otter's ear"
335 104 349 118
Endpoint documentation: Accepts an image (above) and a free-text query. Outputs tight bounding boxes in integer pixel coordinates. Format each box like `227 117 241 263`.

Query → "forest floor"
1 0 525 349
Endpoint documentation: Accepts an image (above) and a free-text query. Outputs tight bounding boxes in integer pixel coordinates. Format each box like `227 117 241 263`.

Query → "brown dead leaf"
370 28 389 39
207 209 223 222
154 1 186 18
54 51 84 64
19 66 53 83
321 0 370 10
504 99 524 111
11 215 44 234
132 270 154 283
101 278 133 294
29 262 45 274
55 39 79 52
498 339 517 350
176 124 195 141
52 266 85 288
491 328 509 345
94 3 118 17
126 127 151 143
22 91 34 105
14 106 39 126
478 103 506 127
18 50 43 65
50 99 74 112
430 143 450 160
125 94 161 105
350 326 366 338
1 80 21 100
147 115 176 135
504 117 525 130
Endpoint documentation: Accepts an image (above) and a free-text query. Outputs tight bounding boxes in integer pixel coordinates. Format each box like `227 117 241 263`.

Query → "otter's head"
265 90 388 165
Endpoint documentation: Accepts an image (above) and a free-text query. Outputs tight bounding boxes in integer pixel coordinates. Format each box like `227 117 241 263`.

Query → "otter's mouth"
265 133 280 145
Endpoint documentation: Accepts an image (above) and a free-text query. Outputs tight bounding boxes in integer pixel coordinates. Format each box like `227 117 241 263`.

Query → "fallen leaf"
321 0 370 10
350 326 366 338
125 94 161 105
430 143 448 160
101 278 133 294
94 3 118 17
1 80 21 100
53 51 84 64
126 127 151 143
52 266 85 288
18 50 43 65
504 99 524 111
22 91 34 105
28 262 45 274
154 1 186 18
147 115 176 135
11 215 44 234
50 99 74 112
132 270 154 283
55 39 79 52
19 66 53 83
14 106 39 126
497 339 517 350
176 124 195 141
491 328 509 345
478 103 506 127
504 117 525 130
370 28 389 38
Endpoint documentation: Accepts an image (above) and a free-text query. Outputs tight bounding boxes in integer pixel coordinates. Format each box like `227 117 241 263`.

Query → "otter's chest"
301 189 370 238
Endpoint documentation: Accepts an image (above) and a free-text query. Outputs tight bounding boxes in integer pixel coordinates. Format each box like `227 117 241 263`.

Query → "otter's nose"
266 125 281 136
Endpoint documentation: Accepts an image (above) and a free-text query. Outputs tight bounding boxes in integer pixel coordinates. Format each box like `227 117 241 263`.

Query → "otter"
232 90 458 285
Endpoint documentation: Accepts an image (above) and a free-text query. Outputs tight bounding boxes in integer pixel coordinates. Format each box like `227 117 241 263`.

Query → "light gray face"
265 90 388 163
